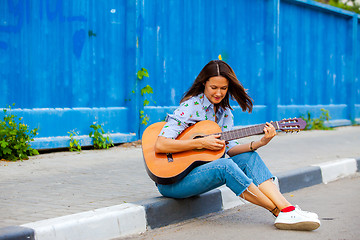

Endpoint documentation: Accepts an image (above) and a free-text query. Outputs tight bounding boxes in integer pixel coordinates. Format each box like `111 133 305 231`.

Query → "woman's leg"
258 179 292 212
239 183 277 212
230 151 291 215
157 158 278 212
157 158 252 199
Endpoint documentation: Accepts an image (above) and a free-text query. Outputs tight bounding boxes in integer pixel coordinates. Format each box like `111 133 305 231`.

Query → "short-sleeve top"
158 93 240 154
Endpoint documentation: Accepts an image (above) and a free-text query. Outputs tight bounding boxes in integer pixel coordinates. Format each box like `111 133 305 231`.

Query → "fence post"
265 0 281 121
125 0 142 140
347 14 358 122
136 0 147 138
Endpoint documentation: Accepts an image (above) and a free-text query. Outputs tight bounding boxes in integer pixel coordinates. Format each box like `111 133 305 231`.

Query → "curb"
1 158 359 240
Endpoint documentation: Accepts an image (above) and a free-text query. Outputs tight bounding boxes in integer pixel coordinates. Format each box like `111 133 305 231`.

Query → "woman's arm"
155 134 226 154
227 122 277 157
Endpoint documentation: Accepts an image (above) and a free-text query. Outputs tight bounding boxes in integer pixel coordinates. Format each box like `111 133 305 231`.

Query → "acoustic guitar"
142 118 306 185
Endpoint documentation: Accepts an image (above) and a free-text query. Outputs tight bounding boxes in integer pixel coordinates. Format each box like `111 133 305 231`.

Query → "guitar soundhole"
193 135 204 139
192 135 206 152
166 153 173 162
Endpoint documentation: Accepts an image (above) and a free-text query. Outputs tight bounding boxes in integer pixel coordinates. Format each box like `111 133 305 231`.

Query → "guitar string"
206 124 267 141
204 121 285 141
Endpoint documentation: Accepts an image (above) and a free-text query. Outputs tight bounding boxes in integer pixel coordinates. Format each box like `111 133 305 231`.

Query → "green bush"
89 123 114 149
0 104 39 161
301 108 333 130
314 0 360 14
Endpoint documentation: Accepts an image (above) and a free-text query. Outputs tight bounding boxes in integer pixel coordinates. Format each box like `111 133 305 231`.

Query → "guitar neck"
218 122 279 142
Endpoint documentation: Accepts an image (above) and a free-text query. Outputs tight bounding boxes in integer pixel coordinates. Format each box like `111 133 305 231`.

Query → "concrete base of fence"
31 133 137 150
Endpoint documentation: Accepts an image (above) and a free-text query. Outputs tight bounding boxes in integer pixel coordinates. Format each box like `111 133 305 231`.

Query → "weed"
125 68 154 126
137 68 153 125
89 123 114 149
68 130 82 152
140 110 150 125
301 108 333 130
0 104 39 161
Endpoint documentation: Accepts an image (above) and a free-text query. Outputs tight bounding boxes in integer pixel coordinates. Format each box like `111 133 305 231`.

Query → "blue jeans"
157 152 274 199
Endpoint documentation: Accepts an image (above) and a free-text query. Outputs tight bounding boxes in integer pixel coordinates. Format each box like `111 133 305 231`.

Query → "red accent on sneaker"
281 206 296 212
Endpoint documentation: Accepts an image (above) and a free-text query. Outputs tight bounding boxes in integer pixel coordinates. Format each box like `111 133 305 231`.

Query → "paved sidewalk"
0 126 360 229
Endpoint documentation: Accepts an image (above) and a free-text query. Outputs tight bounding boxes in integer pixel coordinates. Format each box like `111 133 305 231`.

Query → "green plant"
314 0 360 14
0 104 39 161
137 68 149 80
351 119 360 126
89 123 114 149
300 108 333 130
125 68 154 126
137 68 154 125
140 110 150 125
68 130 82 152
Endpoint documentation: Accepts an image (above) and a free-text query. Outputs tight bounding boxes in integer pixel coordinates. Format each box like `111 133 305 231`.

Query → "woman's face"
203 76 229 105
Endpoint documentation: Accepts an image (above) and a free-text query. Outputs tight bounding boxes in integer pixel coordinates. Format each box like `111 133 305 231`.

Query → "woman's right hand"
198 134 225 150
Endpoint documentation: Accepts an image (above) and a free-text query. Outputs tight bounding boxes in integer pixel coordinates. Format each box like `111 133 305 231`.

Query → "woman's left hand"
260 122 276 146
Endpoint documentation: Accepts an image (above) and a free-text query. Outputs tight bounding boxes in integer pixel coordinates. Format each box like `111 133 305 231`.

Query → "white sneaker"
274 207 320 231
294 205 319 219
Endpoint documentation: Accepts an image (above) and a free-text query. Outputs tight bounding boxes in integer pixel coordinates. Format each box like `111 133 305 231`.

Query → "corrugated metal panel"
0 0 137 146
280 1 350 105
0 1 134 108
355 17 360 119
357 18 360 106
141 0 269 107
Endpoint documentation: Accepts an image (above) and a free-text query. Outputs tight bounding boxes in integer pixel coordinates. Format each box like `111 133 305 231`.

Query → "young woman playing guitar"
153 60 320 231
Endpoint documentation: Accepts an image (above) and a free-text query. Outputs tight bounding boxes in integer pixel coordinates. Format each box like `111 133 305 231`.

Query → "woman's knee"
212 158 241 178
231 151 261 163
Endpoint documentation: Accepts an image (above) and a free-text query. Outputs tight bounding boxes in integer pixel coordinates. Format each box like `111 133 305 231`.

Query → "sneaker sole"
275 221 320 231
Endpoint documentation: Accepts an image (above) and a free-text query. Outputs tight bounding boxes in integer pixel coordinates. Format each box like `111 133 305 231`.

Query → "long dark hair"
181 60 253 112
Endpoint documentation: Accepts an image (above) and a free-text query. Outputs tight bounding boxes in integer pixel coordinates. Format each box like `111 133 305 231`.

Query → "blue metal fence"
0 0 359 149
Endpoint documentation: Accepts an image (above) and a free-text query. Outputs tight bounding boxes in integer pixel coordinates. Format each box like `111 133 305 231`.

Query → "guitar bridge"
166 153 173 162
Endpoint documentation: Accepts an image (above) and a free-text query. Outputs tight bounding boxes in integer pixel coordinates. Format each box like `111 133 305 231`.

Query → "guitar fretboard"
212 122 279 142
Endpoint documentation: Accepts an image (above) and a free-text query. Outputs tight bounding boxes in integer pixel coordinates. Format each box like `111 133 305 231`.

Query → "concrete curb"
1 158 359 240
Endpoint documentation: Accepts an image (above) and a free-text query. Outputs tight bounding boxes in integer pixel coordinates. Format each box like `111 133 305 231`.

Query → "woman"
154 60 320 231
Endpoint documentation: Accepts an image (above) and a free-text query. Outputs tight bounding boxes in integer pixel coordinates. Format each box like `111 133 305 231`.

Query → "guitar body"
142 120 225 185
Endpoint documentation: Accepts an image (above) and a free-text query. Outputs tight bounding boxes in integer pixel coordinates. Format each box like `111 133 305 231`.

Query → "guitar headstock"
277 118 306 132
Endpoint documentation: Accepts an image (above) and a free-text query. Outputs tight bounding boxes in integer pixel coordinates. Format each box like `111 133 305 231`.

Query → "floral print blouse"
159 93 240 154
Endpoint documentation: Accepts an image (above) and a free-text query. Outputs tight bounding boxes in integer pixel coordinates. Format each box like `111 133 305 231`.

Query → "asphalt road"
122 173 360 240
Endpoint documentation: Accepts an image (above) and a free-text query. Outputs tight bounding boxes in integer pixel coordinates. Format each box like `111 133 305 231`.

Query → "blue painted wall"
0 0 359 149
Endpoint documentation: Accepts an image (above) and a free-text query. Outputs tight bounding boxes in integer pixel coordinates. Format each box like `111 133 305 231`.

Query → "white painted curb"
22 203 146 240
218 176 280 210
313 158 357 184
218 185 246 210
